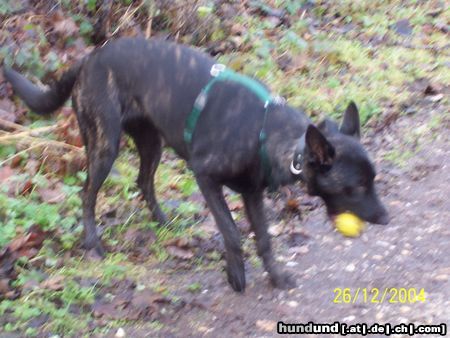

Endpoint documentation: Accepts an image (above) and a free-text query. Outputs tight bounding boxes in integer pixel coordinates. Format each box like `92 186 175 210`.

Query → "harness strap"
184 65 283 190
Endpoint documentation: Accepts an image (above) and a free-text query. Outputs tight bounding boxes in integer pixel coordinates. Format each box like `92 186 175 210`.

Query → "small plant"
186 282 202 293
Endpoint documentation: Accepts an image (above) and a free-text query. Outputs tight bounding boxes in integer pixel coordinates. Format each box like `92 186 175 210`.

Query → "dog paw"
84 236 105 257
227 263 246 292
270 270 296 290
85 247 104 261
152 209 168 225
156 214 168 225
94 242 106 257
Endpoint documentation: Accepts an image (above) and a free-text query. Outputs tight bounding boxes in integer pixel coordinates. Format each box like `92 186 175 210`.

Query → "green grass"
219 0 449 126
384 148 415 168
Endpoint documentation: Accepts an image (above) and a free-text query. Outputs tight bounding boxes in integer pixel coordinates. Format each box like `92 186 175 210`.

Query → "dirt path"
116 96 449 338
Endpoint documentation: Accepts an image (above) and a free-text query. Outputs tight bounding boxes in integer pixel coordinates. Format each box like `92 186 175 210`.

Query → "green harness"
184 65 283 190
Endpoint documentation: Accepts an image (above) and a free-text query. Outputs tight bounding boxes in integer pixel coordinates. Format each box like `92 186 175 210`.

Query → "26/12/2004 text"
333 287 426 304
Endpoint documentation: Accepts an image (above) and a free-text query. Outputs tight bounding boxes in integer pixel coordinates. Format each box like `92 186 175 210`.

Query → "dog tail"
3 62 82 115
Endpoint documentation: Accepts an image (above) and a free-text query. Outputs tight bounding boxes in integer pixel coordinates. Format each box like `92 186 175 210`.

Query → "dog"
3 37 389 292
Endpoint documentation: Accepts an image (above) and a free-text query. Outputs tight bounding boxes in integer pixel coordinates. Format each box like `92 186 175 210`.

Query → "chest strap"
184 64 284 190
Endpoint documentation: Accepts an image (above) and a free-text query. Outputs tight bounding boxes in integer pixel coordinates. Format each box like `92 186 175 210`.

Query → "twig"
145 0 154 38
0 117 25 131
0 142 47 167
32 138 83 152
3 135 83 151
0 136 83 167
110 2 144 37
0 124 59 142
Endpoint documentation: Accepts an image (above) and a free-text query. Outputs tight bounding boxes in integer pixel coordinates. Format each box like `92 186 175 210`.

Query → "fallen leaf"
54 17 79 37
0 227 49 299
123 228 157 260
166 246 194 260
0 279 11 295
40 275 65 291
8 225 47 259
268 221 285 237
0 166 14 181
164 237 190 248
0 98 16 122
20 179 34 195
10 156 22 168
230 23 245 35
92 301 125 320
129 289 171 319
24 159 40 176
38 183 66 204
229 199 243 211
131 289 158 309
285 198 300 211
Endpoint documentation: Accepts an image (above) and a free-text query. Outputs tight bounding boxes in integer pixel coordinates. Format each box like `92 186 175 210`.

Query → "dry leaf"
92 301 125 320
0 98 16 122
164 237 190 248
38 183 66 204
54 17 79 37
20 179 34 195
40 275 65 291
166 246 194 260
286 198 300 211
0 166 14 181
268 221 285 237
8 226 47 259
229 199 243 211
0 279 11 295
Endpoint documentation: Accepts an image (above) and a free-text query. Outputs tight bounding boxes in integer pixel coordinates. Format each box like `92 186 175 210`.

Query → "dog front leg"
243 191 296 289
195 175 246 292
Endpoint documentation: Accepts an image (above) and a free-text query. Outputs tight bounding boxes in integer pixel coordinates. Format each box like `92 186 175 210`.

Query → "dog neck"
266 131 306 189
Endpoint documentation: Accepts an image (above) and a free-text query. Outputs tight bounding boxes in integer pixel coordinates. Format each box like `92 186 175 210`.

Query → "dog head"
293 102 389 225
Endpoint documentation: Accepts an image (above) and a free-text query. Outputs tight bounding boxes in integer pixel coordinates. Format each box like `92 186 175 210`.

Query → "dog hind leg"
126 120 167 224
77 100 121 255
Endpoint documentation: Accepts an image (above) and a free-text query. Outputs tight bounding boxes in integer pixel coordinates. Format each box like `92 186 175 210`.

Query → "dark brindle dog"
3 37 388 292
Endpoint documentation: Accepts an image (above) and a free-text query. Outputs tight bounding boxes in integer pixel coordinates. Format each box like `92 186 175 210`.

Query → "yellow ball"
334 212 365 237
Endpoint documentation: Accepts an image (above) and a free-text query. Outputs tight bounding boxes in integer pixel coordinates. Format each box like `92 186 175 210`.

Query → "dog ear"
339 101 360 139
305 125 335 167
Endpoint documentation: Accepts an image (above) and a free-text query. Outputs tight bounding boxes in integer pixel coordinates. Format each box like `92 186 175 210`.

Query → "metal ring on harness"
210 63 226 77
290 160 303 175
